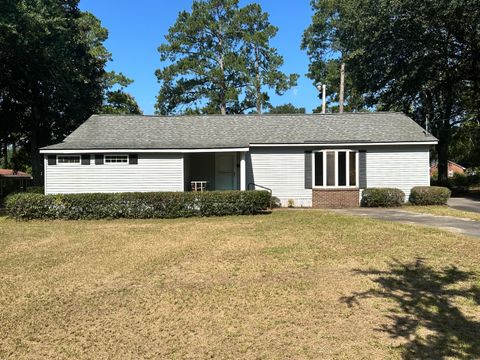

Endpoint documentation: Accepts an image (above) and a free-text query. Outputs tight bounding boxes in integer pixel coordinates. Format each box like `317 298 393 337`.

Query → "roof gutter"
39 147 250 154
249 141 438 147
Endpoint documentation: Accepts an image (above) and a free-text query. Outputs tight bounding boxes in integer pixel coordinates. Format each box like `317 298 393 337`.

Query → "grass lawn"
404 205 480 221
1 211 479 359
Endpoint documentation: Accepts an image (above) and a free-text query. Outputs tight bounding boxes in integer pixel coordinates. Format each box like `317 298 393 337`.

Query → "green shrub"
5 191 272 220
25 186 44 194
409 186 451 205
361 188 405 207
270 196 281 208
448 173 469 188
468 173 480 185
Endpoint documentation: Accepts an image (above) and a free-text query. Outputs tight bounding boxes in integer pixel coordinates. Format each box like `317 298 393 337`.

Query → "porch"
183 151 247 191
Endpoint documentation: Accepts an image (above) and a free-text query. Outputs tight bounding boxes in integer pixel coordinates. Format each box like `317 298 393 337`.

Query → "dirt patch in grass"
404 205 480 221
0 211 479 359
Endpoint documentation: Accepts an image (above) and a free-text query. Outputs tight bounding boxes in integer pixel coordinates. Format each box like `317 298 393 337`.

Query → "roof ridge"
91 111 404 119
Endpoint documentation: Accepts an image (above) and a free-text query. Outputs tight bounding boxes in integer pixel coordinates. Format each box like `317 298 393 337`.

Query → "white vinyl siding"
44 145 431 204
247 148 312 207
365 145 430 199
247 145 430 207
44 153 183 194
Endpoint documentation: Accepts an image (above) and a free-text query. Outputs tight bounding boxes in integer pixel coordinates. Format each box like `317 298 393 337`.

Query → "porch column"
240 152 246 191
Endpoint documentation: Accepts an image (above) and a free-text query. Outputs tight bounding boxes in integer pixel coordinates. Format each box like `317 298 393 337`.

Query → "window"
313 150 358 187
104 155 128 164
57 155 80 164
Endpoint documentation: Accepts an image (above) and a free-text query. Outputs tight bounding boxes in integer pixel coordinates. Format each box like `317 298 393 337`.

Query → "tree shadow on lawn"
341 258 480 359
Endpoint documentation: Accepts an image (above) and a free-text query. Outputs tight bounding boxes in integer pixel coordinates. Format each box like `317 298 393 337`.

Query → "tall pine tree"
155 0 297 115
240 4 298 114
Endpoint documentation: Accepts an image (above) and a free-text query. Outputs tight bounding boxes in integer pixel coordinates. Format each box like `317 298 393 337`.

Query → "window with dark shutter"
314 152 323 186
95 154 104 165
304 151 312 189
129 154 138 165
47 155 56 165
81 155 91 165
359 150 367 189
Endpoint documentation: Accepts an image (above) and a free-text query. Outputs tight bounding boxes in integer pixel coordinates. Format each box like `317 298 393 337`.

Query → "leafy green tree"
155 0 245 115
302 0 480 182
102 72 142 115
449 120 480 168
268 103 305 114
155 0 296 115
102 90 142 115
302 2 366 113
307 59 366 113
79 12 141 115
0 1 140 182
240 4 298 114
0 1 106 183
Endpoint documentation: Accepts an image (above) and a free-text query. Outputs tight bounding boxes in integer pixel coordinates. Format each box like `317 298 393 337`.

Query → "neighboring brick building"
0 169 32 198
430 160 465 178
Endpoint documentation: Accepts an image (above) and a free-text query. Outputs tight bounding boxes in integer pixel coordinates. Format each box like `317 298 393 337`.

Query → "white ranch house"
40 112 437 207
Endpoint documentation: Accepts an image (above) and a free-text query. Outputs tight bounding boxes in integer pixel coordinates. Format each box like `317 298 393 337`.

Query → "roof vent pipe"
316 83 326 114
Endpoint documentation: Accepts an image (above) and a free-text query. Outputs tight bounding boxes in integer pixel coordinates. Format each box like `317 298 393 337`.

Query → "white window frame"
57 155 81 165
104 154 129 165
312 149 359 188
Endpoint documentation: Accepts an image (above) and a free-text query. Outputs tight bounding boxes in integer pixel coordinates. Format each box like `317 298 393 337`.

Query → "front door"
215 153 236 190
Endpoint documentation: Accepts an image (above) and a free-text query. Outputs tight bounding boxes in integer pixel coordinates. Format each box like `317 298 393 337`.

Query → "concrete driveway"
448 196 480 214
332 208 480 238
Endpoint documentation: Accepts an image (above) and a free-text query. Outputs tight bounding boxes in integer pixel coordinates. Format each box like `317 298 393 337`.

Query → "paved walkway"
448 196 480 214
331 208 480 238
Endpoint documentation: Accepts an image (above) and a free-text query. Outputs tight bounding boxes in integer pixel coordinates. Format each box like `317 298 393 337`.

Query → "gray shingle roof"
41 112 437 150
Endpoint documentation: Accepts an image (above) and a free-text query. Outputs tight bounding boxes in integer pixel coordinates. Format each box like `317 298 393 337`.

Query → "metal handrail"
247 183 272 194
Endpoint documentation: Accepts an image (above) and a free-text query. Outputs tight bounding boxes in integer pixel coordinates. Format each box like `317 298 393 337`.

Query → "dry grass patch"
0 211 479 359
404 205 480 221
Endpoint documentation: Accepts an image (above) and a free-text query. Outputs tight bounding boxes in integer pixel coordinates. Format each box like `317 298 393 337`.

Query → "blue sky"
79 0 321 115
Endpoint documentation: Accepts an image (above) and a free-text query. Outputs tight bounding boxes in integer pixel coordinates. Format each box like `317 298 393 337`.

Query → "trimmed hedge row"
409 186 451 205
361 188 405 207
5 191 272 220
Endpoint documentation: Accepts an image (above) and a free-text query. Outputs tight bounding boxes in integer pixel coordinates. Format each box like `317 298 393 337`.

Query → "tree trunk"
220 99 226 115
339 62 345 113
11 141 17 173
1 141 7 168
218 36 227 115
30 107 43 185
437 85 453 185
255 46 262 114
436 128 450 185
